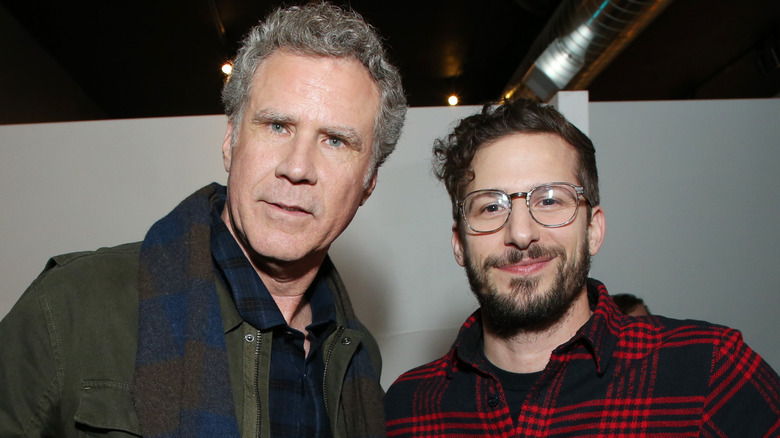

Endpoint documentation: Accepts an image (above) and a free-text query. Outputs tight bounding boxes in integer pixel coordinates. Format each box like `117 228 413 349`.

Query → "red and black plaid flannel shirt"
385 279 780 437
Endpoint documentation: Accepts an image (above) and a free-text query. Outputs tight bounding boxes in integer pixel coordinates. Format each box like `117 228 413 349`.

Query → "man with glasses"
384 99 780 436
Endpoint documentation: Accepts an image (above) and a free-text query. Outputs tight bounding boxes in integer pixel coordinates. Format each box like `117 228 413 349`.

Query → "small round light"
221 63 233 75
447 95 459 106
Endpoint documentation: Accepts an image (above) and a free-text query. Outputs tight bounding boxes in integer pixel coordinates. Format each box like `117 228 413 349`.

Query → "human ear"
452 222 466 267
587 205 606 256
221 121 234 172
359 170 378 206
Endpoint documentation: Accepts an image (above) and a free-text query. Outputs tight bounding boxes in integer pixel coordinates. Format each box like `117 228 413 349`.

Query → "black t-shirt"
482 353 543 422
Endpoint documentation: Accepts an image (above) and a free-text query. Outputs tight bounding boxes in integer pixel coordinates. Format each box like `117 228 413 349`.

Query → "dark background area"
1 0 778 125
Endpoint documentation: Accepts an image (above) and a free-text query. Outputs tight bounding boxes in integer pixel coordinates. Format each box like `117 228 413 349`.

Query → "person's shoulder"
34 242 141 283
619 311 733 333
385 354 451 398
654 315 757 360
652 314 736 340
17 242 142 316
44 241 142 270
3 242 143 347
384 353 457 425
616 314 744 358
386 313 480 399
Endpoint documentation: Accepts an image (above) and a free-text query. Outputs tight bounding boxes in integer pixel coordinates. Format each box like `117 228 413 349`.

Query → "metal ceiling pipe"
503 0 675 102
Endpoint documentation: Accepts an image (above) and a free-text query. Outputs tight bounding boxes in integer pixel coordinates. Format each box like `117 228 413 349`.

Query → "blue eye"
327 137 344 147
270 123 285 133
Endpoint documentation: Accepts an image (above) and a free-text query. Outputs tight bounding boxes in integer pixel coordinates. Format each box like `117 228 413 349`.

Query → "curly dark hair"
433 99 599 222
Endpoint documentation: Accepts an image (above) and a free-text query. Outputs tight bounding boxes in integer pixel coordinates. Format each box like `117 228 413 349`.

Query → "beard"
464 238 591 338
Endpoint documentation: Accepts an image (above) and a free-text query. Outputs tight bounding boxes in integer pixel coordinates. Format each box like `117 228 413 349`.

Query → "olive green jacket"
0 242 382 437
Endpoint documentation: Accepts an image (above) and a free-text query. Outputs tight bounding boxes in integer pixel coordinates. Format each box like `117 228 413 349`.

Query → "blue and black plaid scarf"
131 183 385 437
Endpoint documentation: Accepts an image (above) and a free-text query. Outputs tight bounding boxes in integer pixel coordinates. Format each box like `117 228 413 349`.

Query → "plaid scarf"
132 183 385 437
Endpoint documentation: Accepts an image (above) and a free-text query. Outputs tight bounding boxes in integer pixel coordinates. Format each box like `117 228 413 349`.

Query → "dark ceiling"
1 0 778 125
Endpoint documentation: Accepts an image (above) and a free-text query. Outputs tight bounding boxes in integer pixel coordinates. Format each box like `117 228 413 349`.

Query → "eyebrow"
323 126 364 151
249 108 365 152
250 109 295 126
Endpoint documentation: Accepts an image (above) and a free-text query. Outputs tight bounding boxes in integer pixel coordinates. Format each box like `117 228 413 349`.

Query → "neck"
251 255 322 297
249 254 322 329
249 253 321 357
482 287 592 373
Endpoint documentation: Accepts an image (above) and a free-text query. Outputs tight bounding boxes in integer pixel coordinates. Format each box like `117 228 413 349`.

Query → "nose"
275 135 318 185
503 201 540 250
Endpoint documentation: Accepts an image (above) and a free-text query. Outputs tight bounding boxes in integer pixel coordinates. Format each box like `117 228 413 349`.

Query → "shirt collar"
556 278 621 376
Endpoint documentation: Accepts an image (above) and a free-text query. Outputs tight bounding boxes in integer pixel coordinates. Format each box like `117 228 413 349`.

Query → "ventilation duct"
503 0 675 102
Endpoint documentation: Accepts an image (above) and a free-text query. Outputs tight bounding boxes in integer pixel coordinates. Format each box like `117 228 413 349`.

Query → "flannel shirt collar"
450 278 622 378
558 278 622 376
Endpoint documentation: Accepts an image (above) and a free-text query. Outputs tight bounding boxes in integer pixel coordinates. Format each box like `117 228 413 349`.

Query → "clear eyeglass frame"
458 182 589 233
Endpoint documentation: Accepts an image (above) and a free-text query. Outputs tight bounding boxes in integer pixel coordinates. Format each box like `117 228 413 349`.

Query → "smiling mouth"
485 245 561 277
499 257 553 276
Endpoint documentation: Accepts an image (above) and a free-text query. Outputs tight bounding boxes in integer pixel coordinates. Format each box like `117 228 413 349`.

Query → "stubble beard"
464 237 591 338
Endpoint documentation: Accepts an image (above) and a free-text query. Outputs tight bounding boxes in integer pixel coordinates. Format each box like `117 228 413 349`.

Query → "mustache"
482 244 565 270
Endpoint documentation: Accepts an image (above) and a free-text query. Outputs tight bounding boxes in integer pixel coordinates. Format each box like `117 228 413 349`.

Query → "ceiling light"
447 95 459 106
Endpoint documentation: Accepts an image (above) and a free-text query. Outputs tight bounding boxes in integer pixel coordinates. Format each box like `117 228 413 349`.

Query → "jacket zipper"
255 330 262 438
321 325 346 417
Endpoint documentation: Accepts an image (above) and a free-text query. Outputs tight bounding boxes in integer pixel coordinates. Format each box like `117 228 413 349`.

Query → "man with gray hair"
0 3 406 437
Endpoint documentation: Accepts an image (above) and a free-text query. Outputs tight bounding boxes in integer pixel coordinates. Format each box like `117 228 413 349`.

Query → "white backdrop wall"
1 97 778 390
588 98 780 372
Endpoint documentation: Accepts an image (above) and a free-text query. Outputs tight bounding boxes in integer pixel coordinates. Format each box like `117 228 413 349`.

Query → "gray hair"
222 2 407 174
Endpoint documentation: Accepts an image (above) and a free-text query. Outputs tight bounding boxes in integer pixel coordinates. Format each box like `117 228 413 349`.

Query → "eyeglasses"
458 182 588 233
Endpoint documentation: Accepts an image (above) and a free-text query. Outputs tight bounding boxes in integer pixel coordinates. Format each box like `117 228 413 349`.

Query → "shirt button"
487 396 499 407
341 337 352 346
244 334 255 343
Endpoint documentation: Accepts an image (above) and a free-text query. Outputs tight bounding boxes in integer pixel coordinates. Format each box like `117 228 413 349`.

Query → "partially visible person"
0 3 406 437
384 99 780 437
612 292 651 316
